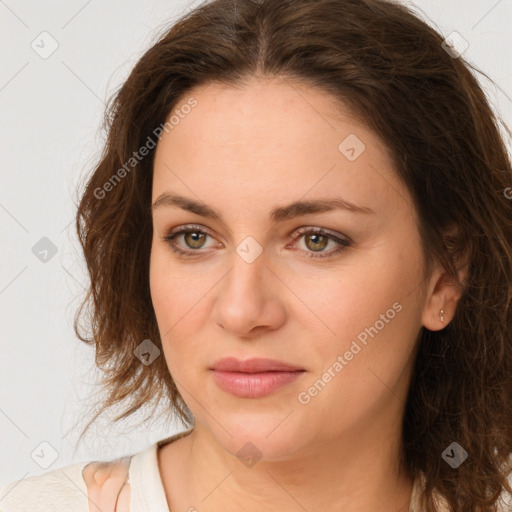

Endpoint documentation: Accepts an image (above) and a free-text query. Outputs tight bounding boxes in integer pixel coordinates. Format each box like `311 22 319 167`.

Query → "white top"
1 429 511 512
0 430 192 512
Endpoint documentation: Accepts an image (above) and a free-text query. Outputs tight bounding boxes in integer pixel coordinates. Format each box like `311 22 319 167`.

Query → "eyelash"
160 224 351 259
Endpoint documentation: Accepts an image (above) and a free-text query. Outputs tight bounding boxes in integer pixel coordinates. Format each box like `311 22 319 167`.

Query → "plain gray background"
1 0 511 485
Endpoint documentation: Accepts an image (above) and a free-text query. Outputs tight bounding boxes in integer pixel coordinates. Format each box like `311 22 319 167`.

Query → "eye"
160 224 351 259
289 226 351 259
160 224 217 257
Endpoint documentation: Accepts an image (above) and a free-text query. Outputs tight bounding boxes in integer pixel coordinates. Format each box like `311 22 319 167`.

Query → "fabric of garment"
1 429 511 512
0 429 193 512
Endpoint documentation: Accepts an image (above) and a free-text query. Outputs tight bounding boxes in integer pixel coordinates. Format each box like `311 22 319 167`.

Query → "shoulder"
0 460 90 511
0 456 132 512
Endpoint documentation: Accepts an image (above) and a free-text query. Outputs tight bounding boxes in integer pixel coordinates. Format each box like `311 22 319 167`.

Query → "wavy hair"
74 0 512 510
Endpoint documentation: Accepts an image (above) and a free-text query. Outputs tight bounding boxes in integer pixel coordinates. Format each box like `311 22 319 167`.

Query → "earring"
440 309 445 322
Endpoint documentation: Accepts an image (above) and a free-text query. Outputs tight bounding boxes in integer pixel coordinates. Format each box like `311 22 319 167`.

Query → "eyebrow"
151 192 375 223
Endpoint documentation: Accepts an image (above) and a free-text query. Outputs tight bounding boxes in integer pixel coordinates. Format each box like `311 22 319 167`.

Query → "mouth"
210 357 305 398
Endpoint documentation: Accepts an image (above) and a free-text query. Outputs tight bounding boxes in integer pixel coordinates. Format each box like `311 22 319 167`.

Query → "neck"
163 422 414 512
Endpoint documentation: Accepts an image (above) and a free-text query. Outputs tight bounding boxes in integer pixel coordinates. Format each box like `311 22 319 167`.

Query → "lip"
211 357 304 373
210 358 305 398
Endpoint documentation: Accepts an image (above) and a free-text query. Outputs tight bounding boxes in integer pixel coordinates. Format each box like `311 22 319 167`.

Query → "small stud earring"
440 309 445 322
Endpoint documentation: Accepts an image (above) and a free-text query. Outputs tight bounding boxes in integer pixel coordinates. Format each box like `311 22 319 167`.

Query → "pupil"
187 232 204 248
308 234 326 251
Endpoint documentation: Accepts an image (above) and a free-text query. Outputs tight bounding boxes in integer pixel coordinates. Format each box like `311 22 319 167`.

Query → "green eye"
161 225 351 259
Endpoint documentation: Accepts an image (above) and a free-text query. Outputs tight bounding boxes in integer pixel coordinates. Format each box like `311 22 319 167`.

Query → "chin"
204 411 310 463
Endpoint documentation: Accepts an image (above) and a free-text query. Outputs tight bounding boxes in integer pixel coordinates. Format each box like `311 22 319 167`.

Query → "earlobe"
421 269 464 331
422 225 470 331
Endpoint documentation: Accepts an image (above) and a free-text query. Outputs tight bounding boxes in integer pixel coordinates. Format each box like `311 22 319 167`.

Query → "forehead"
151 76 409 221
163 76 368 146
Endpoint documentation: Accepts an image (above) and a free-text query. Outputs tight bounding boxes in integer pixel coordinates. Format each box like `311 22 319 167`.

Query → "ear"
421 260 468 331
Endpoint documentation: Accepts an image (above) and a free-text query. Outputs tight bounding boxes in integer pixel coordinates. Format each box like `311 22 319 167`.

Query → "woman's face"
149 76 439 459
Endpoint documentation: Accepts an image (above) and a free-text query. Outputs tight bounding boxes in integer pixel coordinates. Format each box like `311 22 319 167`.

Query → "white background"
1 0 511 485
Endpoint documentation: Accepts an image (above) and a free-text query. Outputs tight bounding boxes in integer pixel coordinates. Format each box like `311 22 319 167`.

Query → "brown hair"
73 0 512 509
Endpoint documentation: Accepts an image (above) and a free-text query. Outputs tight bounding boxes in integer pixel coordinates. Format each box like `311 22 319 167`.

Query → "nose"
211 243 287 339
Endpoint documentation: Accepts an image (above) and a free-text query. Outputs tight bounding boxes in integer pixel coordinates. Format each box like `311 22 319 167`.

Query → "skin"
149 75 463 512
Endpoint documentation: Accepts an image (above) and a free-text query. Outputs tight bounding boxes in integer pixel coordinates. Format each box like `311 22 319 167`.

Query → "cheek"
149 248 173 321
149 241 199 316
295 291 418 436
149 246 191 342
298 250 422 410
294 244 423 373
149 245 212 368
287 257 400 342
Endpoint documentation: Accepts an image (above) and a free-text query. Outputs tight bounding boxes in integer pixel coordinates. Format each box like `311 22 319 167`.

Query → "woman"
1 0 511 511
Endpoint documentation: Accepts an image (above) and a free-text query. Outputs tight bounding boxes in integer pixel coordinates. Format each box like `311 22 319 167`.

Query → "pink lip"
210 358 305 398
211 357 303 372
